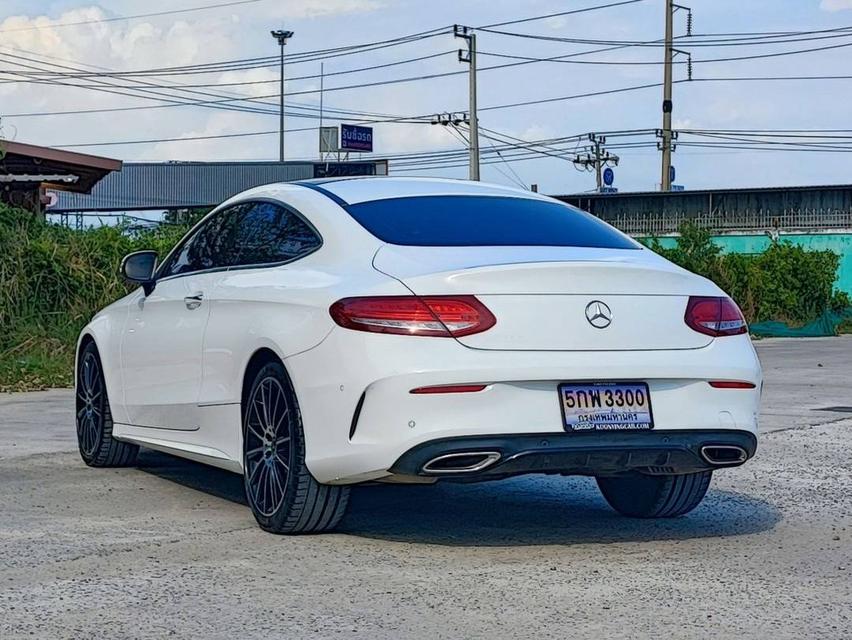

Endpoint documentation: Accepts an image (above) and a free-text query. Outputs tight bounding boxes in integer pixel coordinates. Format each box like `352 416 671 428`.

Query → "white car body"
78 177 761 487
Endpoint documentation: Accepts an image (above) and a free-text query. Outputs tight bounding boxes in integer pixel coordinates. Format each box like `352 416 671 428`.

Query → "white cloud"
3 0 852 192
0 3 388 161
278 0 385 19
820 0 852 11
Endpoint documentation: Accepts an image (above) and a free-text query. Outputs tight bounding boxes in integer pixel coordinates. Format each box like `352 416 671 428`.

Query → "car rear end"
287 185 761 486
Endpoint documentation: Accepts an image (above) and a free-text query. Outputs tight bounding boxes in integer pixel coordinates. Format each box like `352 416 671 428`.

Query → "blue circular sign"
669 165 676 183
603 167 615 186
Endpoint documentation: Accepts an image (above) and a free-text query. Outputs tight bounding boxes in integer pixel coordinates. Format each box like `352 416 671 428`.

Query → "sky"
2 0 852 195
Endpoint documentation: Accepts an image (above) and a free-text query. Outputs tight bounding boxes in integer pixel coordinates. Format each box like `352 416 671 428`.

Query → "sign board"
319 126 339 153
42 189 59 209
340 124 373 152
671 184 685 192
600 186 618 194
602 167 614 186
669 165 676 184
313 162 378 178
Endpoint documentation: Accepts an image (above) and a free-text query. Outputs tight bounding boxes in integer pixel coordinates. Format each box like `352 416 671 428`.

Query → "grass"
0 206 190 392
0 328 76 392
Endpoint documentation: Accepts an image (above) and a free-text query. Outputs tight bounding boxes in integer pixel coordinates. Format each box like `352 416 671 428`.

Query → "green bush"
1 210 850 391
0 206 190 391
646 222 851 325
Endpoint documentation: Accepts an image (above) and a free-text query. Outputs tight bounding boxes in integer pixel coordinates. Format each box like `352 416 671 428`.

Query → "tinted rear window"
345 195 638 249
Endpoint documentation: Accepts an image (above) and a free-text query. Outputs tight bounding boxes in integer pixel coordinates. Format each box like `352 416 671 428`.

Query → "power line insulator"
687 56 693 81
686 11 693 37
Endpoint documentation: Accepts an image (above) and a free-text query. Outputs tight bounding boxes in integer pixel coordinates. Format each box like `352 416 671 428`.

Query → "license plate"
559 382 653 432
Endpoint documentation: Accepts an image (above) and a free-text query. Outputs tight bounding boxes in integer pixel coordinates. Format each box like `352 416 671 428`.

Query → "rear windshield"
345 195 638 249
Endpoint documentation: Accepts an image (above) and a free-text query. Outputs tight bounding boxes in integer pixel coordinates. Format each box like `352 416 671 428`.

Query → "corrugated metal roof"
50 160 388 212
558 183 852 200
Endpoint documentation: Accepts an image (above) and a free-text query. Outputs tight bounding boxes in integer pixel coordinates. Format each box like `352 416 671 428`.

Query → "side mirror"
121 250 158 295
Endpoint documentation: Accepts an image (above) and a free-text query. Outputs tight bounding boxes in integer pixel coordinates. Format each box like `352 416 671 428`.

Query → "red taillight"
329 296 496 338
685 296 748 337
709 381 756 389
410 384 488 394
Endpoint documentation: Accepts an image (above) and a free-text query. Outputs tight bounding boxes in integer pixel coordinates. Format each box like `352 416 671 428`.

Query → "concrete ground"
1 337 851 639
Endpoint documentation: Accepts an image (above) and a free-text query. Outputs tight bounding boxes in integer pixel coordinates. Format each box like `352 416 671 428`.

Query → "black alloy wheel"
244 374 293 517
242 361 349 534
75 341 138 467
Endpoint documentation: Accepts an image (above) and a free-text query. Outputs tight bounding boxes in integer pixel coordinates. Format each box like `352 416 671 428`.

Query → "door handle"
184 292 204 310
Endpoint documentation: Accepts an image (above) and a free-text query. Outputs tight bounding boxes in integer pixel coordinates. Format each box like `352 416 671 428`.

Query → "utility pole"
271 29 294 162
455 25 480 181
593 135 604 191
659 2 692 190
573 134 619 192
660 0 674 191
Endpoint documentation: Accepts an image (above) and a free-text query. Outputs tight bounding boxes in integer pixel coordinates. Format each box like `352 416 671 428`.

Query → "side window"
232 201 321 267
158 204 249 278
158 201 320 278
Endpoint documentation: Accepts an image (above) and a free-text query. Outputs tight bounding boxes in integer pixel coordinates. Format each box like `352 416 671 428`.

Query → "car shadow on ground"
136 449 780 547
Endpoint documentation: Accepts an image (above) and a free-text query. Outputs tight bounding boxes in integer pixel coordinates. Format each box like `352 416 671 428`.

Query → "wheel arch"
75 331 98 388
75 313 129 425
240 347 298 416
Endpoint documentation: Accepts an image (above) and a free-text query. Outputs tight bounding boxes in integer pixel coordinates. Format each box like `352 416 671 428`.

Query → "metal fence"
601 208 852 236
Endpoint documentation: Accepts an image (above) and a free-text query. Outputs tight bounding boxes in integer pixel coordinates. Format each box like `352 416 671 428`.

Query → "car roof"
294 176 550 206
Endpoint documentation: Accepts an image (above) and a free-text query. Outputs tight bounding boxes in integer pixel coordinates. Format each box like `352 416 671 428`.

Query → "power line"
0 50 457 91
12 27 452 79
477 39 852 67
478 24 852 47
0 1 648 80
477 0 647 29
0 0 265 34
0 45 425 124
481 81 663 112
35 72 852 148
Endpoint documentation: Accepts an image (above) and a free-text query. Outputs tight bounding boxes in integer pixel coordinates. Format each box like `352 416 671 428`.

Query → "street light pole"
270 29 294 162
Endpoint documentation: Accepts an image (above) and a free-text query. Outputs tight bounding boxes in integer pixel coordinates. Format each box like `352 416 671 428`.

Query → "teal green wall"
648 233 852 295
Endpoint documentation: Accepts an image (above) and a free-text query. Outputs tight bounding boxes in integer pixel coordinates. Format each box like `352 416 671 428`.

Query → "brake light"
709 381 756 389
410 384 488 394
685 296 748 337
329 296 496 337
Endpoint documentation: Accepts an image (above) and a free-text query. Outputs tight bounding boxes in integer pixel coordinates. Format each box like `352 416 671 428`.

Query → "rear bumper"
285 328 761 484
390 429 758 480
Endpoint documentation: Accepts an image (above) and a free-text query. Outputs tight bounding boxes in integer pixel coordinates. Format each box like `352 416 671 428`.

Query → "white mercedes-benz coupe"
76 177 761 534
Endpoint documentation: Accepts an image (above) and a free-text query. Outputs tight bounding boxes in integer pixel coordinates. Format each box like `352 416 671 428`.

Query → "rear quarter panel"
196 184 398 407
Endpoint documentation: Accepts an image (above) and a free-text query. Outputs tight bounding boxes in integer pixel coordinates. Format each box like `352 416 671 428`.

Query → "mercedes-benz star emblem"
585 300 613 329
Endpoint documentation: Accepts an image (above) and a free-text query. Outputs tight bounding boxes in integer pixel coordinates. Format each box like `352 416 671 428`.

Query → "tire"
76 341 139 467
242 361 349 534
596 470 712 518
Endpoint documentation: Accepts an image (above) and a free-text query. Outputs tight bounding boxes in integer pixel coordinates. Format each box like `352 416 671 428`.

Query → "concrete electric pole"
660 0 675 191
659 2 692 191
454 25 480 181
271 29 294 162
573 134 619 192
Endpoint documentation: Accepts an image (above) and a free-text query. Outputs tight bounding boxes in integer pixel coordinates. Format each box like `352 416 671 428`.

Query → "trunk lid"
373 245 718 351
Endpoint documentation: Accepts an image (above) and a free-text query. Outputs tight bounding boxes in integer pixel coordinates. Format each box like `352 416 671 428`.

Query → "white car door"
120 206 245 430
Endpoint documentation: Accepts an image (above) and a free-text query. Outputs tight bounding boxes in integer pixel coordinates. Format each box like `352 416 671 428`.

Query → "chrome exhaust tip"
422 451 501 474
701 445 748 466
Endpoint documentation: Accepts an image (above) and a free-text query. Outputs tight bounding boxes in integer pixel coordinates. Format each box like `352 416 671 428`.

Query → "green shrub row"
0 206 191 390
1 209 849 391
643 223 851 324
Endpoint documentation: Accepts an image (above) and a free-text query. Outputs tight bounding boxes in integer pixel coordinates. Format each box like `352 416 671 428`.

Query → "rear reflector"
685 296 748 337
330 296 496 338
709 381 757 389
410 384 488 394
